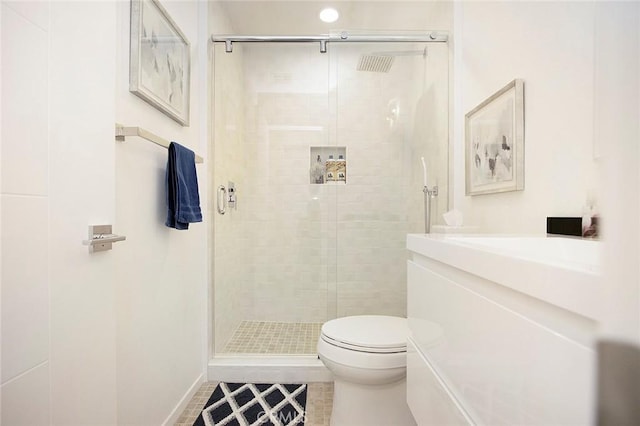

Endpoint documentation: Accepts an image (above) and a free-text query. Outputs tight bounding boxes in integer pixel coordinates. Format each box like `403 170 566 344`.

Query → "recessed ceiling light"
319 7 339 23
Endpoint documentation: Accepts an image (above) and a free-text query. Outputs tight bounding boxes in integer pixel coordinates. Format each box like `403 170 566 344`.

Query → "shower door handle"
217 185 227 215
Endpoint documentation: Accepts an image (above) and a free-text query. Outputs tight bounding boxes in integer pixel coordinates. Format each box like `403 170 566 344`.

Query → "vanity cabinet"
406 235 600 425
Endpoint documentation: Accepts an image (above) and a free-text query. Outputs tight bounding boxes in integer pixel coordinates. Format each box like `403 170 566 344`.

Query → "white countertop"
407 234 602 321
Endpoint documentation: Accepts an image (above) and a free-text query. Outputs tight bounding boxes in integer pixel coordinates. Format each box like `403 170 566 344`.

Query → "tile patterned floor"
303 382 334 426
175 382 219 426
174 381 333 426
223 321 323 354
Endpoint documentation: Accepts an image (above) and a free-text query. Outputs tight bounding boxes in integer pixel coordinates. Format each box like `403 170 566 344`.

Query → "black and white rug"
193 382 307 426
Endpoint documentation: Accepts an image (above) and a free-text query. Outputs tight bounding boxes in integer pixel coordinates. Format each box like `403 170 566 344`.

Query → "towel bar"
115 123 204 164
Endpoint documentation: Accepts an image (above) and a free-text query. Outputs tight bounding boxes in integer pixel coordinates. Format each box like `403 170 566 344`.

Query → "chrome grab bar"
217 185 226 215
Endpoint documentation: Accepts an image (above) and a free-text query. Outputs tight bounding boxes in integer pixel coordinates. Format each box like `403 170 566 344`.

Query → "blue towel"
165 142 202 230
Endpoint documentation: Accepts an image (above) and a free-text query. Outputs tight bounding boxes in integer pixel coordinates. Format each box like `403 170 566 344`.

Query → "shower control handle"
217 185 226 215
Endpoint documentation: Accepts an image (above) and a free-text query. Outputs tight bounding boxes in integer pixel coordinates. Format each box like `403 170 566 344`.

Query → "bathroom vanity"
406 234 601 425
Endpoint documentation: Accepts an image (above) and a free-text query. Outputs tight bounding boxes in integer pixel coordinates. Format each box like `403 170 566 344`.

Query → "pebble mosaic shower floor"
223 321 323 354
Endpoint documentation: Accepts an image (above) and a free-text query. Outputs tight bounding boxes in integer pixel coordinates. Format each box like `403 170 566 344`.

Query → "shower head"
356 48 427 73
357 55 395 73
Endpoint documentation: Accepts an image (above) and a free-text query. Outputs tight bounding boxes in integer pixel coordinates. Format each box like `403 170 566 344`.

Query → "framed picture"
130 0 190 126
465 79 524 195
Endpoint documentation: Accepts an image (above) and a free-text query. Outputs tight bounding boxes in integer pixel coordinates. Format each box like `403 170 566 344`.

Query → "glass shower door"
330 40 449 318
211 35 449 356
212 42 336 355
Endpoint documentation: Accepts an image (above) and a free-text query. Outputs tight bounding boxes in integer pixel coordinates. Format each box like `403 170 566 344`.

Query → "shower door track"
211 31 448 53
208 355 332 383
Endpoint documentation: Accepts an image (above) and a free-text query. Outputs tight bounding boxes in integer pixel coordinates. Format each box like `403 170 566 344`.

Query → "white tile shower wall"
334 73 408 315
333 44 448 317
238 45 333 323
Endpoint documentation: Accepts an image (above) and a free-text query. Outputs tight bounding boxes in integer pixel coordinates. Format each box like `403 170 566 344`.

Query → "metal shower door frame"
211 30 448 53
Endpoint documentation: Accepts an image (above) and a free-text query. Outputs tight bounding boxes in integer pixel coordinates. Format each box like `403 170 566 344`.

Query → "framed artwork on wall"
465 79 524 195
129 0 190 126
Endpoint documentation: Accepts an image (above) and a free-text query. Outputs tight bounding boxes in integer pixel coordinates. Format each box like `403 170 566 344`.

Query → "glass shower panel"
213 42 335 354
331 41 449 318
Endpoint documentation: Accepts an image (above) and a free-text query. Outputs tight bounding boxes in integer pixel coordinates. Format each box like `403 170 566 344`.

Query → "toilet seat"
320 315 407 354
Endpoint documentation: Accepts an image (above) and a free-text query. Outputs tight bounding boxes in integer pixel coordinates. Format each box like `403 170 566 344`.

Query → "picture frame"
465 79 524 195
130 0 190 126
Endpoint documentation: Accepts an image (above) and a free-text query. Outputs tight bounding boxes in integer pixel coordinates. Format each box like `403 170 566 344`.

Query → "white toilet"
317 315 416 426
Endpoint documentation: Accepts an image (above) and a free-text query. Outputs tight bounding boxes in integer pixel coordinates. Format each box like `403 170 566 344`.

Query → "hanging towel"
166 142 202 230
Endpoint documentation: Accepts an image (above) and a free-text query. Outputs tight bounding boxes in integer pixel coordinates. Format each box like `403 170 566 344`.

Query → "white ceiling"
216 1 452 35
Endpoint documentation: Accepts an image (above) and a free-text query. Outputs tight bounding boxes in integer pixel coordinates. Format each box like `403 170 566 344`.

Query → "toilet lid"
321 315 407 353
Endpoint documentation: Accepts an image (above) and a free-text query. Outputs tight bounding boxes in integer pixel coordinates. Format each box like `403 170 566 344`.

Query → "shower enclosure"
211 32 449 356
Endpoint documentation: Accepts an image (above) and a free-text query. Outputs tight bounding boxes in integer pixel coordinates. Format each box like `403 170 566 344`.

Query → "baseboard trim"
208 356 332 383
162 373 205 426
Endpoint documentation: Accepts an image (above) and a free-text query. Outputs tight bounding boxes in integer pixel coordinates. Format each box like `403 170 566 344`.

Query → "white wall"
597 1 640 345
454 1 600 233
49 2 119 423
1 0 207 424
454 1 640 344
115 0 207 424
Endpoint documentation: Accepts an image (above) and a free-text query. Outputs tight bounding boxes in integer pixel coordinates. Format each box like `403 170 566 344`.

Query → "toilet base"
330 377 416 426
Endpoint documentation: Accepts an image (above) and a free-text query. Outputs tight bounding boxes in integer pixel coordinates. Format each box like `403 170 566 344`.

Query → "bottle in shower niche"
325 155 336 182
311 154 325 184
336 154 347 183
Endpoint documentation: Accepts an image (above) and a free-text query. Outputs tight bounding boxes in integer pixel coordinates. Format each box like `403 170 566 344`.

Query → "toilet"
317 315 416 426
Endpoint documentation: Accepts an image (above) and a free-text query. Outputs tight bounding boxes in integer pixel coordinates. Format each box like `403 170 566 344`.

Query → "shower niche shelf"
310 146 347 185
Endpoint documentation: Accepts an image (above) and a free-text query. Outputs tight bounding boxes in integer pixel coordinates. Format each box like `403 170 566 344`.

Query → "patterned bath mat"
193 382 307 426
